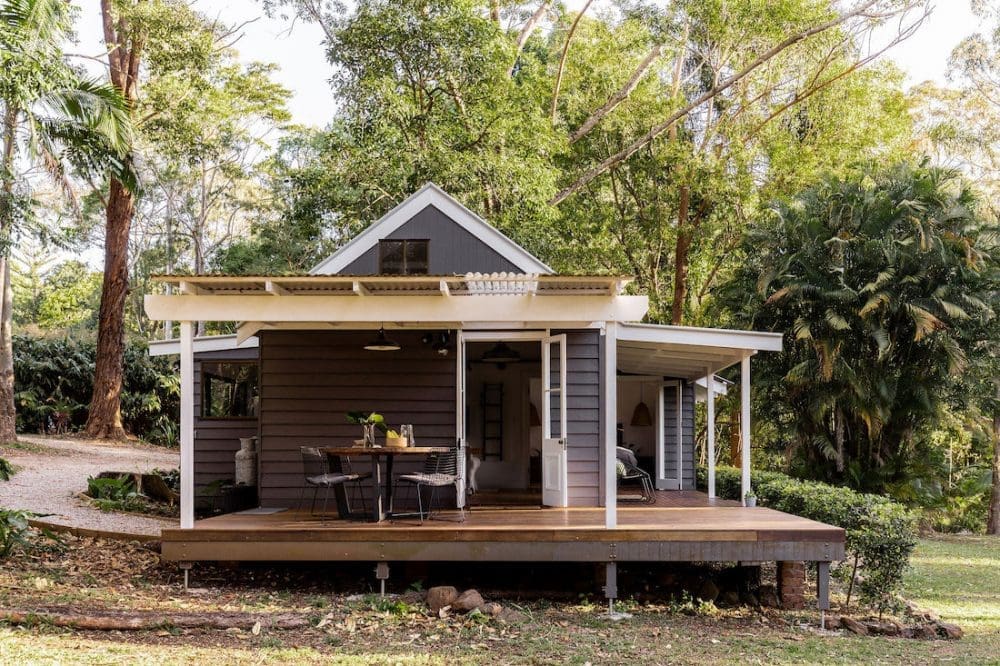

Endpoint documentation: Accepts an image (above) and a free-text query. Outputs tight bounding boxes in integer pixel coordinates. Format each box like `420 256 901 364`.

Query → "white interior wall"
465 342 540 489
616 379 656 458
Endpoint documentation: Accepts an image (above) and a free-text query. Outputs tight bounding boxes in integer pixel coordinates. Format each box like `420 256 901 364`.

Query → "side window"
201 362 259 418
379 239 429 274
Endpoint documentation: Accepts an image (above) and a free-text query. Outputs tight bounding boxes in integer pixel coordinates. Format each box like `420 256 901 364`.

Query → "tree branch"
568 43 664 144
508 1 551 77
550 0 594 121
549 0 894 205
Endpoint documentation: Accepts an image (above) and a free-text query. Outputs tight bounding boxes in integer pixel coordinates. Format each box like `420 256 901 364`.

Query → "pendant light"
480 341 521 365
364 325 401 351
630 383 652 427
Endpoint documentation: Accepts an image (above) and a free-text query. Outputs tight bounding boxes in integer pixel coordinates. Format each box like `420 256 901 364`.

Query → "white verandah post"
603 321 617 529
180 320 195 529
740 354 751 506
705 367 716 499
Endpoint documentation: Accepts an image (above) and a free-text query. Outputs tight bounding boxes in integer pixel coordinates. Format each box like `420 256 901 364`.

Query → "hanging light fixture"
630 383 652 427
480 341 521 365
364 325 401 351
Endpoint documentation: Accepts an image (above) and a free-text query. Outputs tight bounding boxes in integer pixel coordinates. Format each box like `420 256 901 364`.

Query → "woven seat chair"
298 446 370 517
616 446 655 504
392 447 465 523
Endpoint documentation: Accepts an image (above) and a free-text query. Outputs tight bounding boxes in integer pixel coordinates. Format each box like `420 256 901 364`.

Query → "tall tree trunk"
989 391 1000 534
0 108 18 443
85 175 133 440
671 186 691 324
87 1 141 440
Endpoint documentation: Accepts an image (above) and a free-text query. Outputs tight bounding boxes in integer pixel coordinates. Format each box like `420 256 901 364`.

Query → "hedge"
12 335 180 445
699 466 918 616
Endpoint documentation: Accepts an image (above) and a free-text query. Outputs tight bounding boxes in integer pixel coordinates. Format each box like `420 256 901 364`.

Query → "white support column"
705 367 716 499
740 354 751 506
180 321 195 529
603 321 618 529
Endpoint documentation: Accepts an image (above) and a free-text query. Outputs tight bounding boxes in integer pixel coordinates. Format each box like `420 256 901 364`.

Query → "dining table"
323 446 452 522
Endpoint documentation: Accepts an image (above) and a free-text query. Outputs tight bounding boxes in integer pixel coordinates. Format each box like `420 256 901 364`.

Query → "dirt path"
0 435 178 536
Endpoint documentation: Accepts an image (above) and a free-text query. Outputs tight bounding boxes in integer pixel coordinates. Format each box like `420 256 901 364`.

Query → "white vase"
235 437 257 486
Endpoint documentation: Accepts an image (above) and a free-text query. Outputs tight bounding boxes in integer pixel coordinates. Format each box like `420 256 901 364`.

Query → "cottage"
147 183 844 609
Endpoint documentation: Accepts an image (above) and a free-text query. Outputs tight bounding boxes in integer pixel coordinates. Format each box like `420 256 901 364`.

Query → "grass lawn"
0 533 996 665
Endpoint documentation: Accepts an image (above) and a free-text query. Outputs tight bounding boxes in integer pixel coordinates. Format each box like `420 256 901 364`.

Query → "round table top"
322 446 452 456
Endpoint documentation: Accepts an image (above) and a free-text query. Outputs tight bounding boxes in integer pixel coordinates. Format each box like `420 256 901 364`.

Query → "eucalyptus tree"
716 164 996 490
0 0 131 442
88 0 289 438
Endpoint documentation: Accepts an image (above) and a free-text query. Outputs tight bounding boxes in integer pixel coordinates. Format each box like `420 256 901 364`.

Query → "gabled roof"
309 182 554 275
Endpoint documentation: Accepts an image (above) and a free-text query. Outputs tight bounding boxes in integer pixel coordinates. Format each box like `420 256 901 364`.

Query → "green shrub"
12 334 179 444
699 466 918 616
0 509 34 558
86 475 146 513
0 457 12 481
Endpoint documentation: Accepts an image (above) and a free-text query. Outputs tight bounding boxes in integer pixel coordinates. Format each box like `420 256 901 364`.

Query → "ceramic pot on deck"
235 436 258 486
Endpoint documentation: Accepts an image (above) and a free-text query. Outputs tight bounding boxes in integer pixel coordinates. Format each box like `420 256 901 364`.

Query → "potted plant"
744 490 757 507
346 411 388 447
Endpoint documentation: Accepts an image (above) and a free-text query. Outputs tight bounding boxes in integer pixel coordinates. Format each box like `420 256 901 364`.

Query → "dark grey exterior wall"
193 347 259 499
550 329 602 506
338 204 522 275
662 381 696 490
257 330 457 507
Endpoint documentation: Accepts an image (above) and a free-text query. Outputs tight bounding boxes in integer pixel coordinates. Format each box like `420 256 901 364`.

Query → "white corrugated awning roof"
152 272 631 296
616 322 783 379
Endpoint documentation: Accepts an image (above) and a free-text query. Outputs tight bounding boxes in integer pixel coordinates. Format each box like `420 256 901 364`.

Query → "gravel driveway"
0 435 179 536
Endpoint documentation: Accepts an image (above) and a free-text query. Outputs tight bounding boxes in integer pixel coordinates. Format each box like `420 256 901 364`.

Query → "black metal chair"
392 448 465 523
298 447 370 517
616 446 655 504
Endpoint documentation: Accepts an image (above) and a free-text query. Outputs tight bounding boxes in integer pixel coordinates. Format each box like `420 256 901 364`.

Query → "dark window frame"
200 360 260 421
378 238 430 275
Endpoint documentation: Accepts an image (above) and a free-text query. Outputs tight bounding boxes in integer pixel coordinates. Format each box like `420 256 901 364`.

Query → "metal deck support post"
179 321 195 529
817 561 830 627
604 562 617 613
179 562 192 590
375 562 390 597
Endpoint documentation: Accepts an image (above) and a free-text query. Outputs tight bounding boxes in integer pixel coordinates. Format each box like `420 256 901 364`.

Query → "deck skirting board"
162 539 844 563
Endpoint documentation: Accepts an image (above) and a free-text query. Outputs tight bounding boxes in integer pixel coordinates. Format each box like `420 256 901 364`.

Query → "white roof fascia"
148 334 259 357
617 322 783 352
309 182 553 275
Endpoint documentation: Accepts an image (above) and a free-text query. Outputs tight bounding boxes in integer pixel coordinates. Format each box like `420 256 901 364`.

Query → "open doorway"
463 339 543 506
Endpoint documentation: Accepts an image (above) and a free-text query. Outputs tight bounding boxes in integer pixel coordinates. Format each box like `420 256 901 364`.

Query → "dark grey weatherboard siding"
193 347 259 500
337 204 522 275
662 381 696 490
548 330 602 506
257 330 457 507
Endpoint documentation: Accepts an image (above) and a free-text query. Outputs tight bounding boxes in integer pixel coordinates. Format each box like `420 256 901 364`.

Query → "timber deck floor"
162 491 845 563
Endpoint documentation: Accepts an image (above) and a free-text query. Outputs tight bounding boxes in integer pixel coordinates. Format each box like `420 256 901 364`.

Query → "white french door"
655 380 683 490
541 334 568 507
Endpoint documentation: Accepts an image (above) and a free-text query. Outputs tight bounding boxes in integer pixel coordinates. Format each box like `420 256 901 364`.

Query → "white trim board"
148 334 259 357
309 182 553 275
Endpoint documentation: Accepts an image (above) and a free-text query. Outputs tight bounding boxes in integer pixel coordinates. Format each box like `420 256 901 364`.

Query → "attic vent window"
379 239 429 275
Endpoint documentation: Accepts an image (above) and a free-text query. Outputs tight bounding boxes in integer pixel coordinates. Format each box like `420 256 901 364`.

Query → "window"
379 239 429 274
201 362 259 419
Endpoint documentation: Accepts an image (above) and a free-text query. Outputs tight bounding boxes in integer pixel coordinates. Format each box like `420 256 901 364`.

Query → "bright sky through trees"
68 0 980 129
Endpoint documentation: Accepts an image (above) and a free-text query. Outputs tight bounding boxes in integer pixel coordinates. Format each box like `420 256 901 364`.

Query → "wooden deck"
161 492 845 564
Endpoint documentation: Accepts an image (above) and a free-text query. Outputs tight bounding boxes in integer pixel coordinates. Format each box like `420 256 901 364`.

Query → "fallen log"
0 609 309 631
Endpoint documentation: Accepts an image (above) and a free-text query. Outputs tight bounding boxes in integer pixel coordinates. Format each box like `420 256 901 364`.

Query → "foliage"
715 163 997 490
700 465 918 616
12 335 179 443
0 508 33 558
0 456 11 480
85 475 145 513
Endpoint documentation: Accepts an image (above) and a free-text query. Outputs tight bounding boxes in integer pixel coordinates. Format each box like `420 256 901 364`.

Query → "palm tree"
720 164 994 489
0 0 133 442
